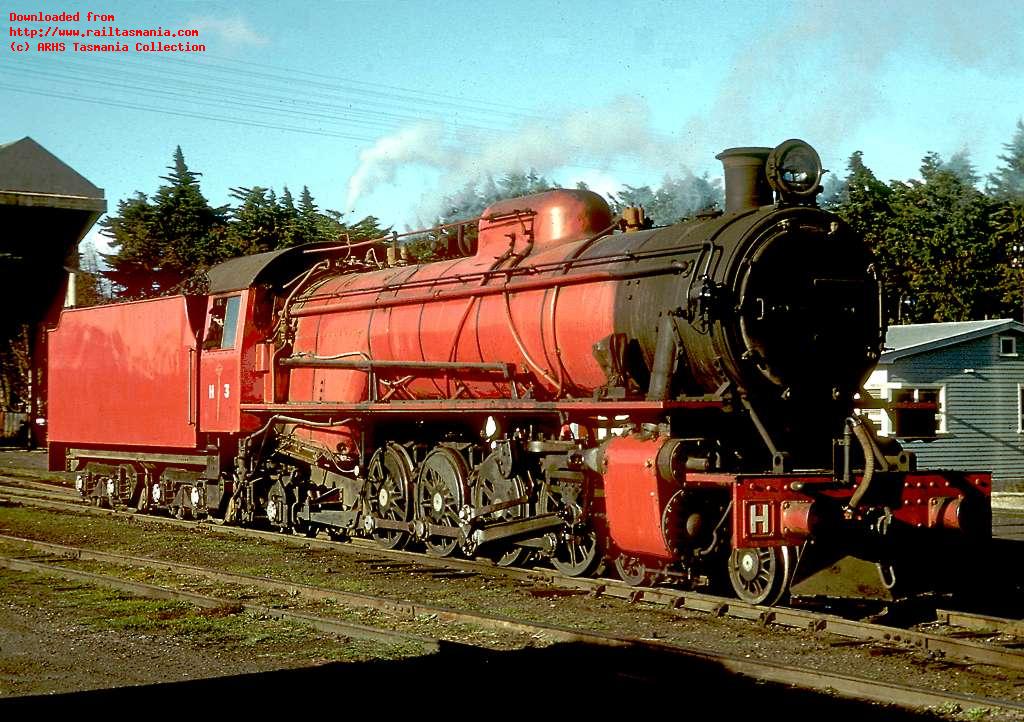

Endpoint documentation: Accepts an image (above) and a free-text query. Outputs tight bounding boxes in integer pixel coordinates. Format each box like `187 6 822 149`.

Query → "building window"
1001 336 1017 357
890 386 945 439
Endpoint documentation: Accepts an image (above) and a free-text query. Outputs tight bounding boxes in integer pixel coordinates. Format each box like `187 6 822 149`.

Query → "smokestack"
716 147 772 213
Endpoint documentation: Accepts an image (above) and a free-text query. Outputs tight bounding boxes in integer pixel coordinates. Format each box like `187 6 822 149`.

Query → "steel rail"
0 534 579 639
0 484 74 503
3 486 1024 673
1 549 1022 716
934 609 1024 637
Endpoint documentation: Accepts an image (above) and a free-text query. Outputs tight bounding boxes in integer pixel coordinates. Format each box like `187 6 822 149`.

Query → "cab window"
204 295 241 350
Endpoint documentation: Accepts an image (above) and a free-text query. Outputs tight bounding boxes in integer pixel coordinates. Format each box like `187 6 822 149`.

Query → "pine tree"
151 146 228 273
74 241 109 307
294 186 326 246
884 152 1000 322
227 186 283 255
279 186 300 246
99 192 160 298
101 147 227 298
988 119 1024 202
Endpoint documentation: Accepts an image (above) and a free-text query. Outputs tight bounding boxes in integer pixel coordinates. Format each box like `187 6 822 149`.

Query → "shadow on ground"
0 640 966 716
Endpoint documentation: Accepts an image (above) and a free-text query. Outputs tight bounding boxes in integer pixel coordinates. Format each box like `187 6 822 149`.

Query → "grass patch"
0 568 414 663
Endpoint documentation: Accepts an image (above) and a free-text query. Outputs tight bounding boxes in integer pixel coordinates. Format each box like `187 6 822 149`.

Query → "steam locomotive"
47 139 991 605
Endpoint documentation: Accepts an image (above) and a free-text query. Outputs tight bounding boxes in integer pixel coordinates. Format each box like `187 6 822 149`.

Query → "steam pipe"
848 417 876 509
647 315 677 401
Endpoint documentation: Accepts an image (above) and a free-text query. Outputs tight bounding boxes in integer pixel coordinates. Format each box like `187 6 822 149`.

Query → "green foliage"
99 149 384 300
99 146 228 298
606 172 722 225
438 170 554 223
883 153 999 321
226 186 287 255
987 119 1024 202
830 131 1024 324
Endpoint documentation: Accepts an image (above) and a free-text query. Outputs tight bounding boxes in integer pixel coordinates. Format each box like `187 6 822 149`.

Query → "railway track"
3 479 1024 677
1 537 1023 716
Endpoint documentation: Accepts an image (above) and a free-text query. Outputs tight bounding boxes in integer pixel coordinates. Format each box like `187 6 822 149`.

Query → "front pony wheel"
727 545 797 606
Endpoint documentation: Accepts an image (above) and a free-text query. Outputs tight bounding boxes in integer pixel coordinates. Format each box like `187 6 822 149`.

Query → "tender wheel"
416 447 467 557
727 545 795 606
367 443 414 550
134 483 149 514
613 553 654 587
264 482 290 531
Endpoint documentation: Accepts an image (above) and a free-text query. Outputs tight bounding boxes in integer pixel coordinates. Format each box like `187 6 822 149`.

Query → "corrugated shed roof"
880 319 1024 362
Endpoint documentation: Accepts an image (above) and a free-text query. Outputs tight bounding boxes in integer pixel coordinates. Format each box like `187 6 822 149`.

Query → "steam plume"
344 96 684 218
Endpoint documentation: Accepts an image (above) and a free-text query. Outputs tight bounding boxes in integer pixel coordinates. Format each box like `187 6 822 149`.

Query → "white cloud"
188 16 269 47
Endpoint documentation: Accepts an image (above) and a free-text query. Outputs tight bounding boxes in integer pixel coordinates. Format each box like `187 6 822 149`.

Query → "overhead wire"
9 50 681 154
5 58 516 140
4 50 688 204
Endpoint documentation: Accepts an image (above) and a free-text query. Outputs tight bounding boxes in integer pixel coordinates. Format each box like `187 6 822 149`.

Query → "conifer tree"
101 147 227 297
988 119 1024 202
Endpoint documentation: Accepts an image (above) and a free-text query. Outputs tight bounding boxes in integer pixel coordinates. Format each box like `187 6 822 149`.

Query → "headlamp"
766 139 822 202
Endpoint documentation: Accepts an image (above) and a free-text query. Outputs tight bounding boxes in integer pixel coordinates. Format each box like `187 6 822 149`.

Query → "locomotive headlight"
766 139 823 202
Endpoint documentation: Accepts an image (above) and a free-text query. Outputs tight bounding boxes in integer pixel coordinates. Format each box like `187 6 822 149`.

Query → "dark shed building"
0 137 106 442
864 319 1024 491
0 136 106 326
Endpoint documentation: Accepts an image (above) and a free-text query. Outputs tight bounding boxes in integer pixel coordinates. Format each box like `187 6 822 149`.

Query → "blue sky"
3 0 1023 253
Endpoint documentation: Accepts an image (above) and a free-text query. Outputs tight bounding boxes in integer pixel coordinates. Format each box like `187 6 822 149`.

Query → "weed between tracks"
0 569 416 676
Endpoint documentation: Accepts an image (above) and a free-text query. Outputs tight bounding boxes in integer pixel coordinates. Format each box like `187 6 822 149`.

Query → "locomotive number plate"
746 501 773 536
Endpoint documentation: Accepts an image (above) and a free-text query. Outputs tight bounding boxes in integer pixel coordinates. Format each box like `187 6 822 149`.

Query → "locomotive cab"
198 289 268 433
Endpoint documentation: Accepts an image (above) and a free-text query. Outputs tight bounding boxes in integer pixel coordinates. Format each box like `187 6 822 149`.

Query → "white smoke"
345 1 1024 218
344 96 685 219
344 122 449 213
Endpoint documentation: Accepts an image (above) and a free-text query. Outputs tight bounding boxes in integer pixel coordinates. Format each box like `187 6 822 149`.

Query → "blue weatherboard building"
863 319 1024 492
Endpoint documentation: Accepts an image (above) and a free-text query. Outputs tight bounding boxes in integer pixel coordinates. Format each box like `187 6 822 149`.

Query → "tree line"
88 123 1024 328
86 146 388 301
825 120 1024 324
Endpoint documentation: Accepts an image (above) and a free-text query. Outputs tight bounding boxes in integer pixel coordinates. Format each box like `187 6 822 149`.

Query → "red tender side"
47 295 205 449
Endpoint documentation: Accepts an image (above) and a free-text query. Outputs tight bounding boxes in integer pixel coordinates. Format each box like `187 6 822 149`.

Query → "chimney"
716 147 772 213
